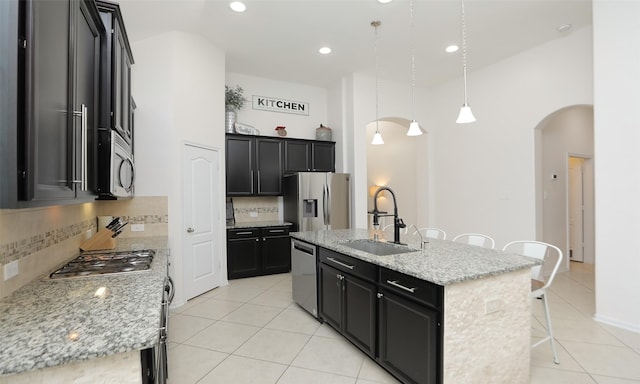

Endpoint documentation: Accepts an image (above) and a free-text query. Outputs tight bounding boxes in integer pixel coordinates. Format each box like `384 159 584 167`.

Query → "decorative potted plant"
225 85 247 133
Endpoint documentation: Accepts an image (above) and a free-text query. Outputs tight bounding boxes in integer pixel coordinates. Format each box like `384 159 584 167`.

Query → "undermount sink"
340 239 417 256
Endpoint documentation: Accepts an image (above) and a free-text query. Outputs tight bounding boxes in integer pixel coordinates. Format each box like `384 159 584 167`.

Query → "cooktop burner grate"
49 250 155 279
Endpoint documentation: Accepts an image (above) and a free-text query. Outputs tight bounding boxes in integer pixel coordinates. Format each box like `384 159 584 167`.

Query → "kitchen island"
291 229 540 384
0 236 168 383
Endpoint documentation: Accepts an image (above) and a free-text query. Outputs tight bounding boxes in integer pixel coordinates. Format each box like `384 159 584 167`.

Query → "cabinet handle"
257 170 261 192
71 104 88 191
386 280 416 293
327 257 355 270
187 227 195 233
377 293 384 299
250 170 254 194
269 229 285 233
255 238 259 242
236 231 253 235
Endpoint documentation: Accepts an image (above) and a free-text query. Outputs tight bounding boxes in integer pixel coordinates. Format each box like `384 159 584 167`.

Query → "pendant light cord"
461 0 469 104
372 20 381 134
410 0 416 120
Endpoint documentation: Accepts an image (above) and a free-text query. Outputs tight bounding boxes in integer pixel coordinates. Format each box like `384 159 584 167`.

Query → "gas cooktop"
49 250 155 279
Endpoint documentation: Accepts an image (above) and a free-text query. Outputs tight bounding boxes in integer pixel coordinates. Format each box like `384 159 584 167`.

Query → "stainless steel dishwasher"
291 239 318 318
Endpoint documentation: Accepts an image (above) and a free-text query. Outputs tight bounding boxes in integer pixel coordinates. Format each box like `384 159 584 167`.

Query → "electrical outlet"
4 260 19 281
85 229 93 239
249 211 258 218
131 224 145 232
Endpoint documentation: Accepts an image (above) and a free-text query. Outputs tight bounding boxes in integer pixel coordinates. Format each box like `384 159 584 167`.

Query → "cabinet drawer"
228 228 260 239
261 226 289 237
379 268 443 310
319 247 377 282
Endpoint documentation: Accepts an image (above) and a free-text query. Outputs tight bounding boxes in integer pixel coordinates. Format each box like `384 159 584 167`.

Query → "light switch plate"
4 260 19 280
249 211 258 218
131 224 145 232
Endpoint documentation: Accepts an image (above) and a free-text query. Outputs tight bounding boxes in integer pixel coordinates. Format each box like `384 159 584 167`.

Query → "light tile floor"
168 262 640 384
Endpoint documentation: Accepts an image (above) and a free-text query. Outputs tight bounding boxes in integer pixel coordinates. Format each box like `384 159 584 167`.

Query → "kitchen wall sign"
252 95 309 116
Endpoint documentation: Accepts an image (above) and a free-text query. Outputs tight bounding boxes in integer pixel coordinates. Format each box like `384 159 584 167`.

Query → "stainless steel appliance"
49 249 154 279
291 239 318 318
283 172 351 231
97 130 135 199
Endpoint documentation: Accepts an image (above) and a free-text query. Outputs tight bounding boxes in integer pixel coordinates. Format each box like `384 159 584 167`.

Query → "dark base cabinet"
227 226 291 279
378 291 440 384
317 248 443 384
318 248 377 358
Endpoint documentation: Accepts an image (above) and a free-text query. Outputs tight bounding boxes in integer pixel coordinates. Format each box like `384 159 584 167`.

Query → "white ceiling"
119 0 592 88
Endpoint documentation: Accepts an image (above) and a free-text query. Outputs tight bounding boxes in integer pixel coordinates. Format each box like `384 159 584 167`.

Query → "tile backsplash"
230 196 281 223
0 196 168 299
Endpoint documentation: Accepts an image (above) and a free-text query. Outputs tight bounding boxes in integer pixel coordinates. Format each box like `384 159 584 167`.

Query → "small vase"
225 110 237 133
316 124 332 141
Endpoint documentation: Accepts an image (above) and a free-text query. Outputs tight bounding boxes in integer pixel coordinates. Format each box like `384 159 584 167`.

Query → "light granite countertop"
291 229 539 286
227 220 292 229
0 236 168 376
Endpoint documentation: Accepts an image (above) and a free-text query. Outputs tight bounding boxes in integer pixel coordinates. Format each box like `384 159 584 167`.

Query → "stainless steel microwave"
97 130 134 198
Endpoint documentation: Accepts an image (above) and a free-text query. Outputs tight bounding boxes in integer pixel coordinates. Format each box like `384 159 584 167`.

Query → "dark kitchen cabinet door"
73 0 102 199
255 138 283 195
21 0 74 201
311 141 335 172
226 134 283 196
97 0 134 144
261 227 291 274
226 136 254 195
227 237 261 279
378 291 440 384
284 140 311 172
17 0 102 204
319 261 377 357
343 274 377 357
319 263 342 330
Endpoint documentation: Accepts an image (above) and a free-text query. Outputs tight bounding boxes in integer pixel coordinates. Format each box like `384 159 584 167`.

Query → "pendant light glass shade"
371 20 384 145
371 131 385 145
407 0 423 136
407 120 422 136
456 104 476 123
456 0 476 124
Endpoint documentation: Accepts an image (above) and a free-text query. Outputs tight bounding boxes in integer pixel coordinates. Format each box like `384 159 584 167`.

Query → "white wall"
225 73 327 140
132 31 226 307
426 26 593 248
593 0 640 332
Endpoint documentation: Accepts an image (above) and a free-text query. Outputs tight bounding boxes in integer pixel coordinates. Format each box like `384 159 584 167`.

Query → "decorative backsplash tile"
0 219 95 265
0 196 169 298
230 196 281 223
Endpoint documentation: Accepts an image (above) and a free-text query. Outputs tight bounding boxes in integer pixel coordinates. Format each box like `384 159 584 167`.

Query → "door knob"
187 227 195 233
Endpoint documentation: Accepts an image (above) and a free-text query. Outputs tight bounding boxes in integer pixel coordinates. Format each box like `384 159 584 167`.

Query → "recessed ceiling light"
445 45 459 53
557 24 572 32
318 47 332 55
378 0 393 3
229 2 246 12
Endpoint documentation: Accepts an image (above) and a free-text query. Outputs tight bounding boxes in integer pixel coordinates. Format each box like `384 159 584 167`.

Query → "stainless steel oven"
142 275 173 384
97 130 134 198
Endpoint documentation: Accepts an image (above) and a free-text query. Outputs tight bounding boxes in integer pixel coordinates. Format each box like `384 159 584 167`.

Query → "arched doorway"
535 105 594 271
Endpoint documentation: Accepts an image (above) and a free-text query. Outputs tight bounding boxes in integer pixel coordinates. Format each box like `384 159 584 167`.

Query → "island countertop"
290 229 539 286
0 236 168 376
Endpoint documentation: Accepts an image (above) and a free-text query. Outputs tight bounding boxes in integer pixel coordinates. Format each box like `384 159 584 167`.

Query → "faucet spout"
372 187 405 244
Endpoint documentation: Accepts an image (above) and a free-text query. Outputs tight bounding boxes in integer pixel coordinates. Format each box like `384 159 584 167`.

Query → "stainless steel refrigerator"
283 172 351 231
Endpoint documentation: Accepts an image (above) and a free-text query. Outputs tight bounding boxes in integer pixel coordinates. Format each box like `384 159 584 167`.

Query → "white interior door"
183 144 224 299
568 157 585 262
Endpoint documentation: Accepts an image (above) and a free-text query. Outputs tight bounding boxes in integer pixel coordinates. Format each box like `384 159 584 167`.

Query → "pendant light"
406 0 423 136
371 20 384 145
456 0 477 124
